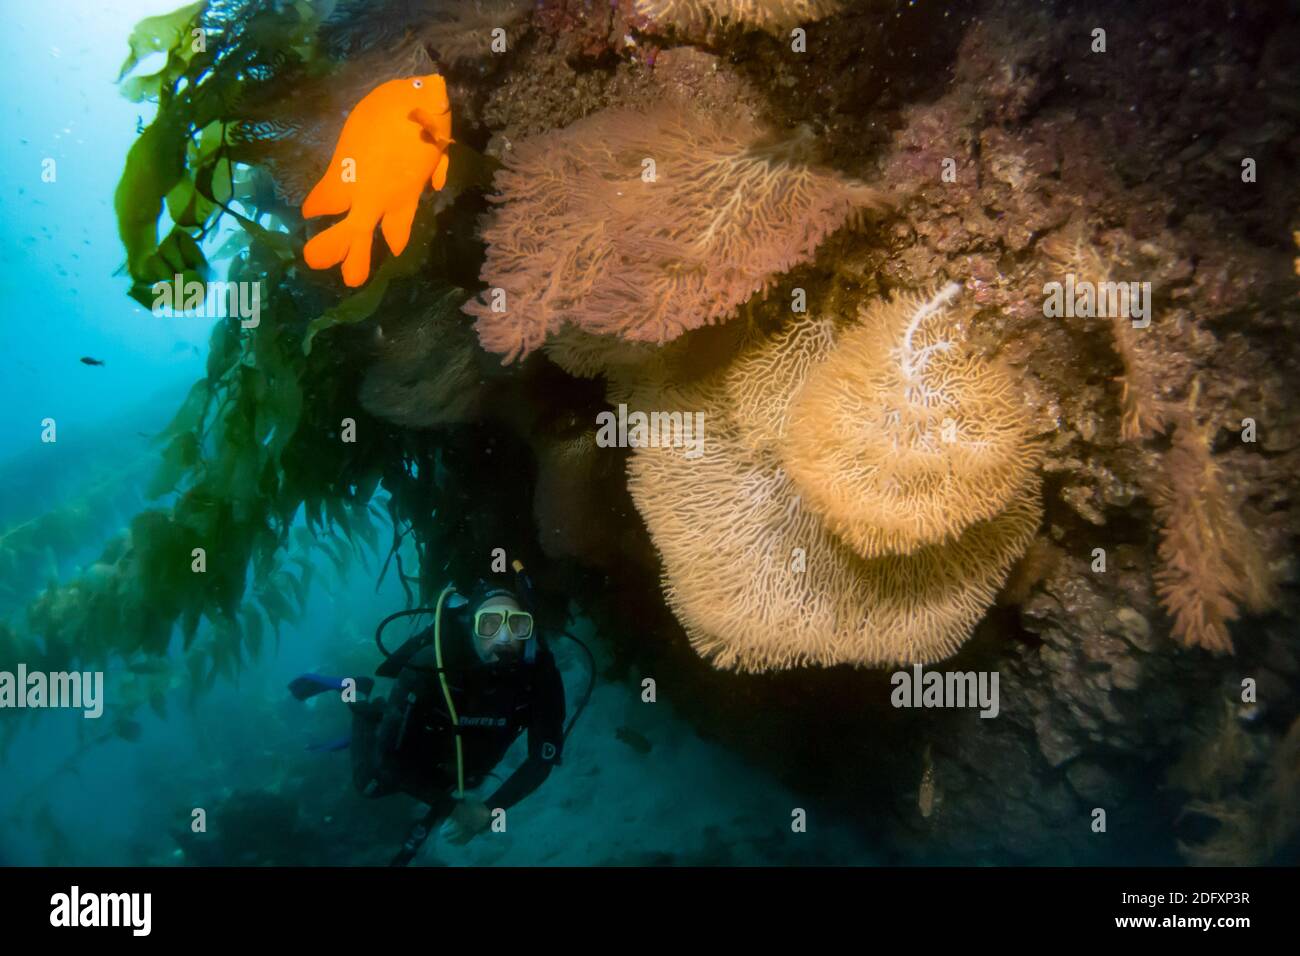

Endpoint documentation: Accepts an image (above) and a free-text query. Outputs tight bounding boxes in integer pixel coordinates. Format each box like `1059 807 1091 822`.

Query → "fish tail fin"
341 228 373 287
303 220 353 271
305 216 375 287
302 172 352 219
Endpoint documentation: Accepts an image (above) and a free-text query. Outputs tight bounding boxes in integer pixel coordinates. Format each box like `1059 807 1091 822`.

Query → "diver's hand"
441 799 492 846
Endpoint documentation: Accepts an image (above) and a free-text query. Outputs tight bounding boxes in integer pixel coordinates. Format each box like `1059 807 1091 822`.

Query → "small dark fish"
79 356 105 366
615 726 653 755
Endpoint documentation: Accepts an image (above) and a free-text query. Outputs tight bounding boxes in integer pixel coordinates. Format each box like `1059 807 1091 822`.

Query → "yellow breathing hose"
431 584 466 799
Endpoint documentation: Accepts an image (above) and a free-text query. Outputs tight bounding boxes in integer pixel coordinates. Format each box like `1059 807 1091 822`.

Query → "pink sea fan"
636 0 843 35
464 102 888 362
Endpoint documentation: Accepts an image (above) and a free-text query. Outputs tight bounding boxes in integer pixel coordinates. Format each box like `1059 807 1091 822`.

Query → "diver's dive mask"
474 607 534 642
464 575 538 663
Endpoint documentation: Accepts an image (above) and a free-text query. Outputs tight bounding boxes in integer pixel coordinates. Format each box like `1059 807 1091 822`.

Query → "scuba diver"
289 561 589 865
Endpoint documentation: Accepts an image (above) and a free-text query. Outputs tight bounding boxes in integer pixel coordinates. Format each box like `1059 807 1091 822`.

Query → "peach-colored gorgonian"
636 0 843 35
465 102 886 362
626 373 1042 671
780 285 1041 558
621 288 1044 671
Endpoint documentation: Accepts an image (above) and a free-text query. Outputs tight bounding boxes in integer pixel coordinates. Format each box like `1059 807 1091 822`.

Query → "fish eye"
412 79 423 89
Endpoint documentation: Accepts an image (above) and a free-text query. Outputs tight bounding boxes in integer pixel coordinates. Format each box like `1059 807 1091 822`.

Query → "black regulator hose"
374 606 441 662
554 631 597 743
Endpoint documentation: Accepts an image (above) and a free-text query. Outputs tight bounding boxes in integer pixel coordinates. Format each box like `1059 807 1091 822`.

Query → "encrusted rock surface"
444 0 1300 863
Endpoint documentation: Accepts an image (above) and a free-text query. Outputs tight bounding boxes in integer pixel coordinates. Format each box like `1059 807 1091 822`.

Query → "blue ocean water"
0 1 207 444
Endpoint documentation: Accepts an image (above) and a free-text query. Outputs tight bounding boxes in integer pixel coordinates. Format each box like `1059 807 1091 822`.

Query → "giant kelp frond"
0 460 154 613
13 1 427 718
466 101 887 361
780 285 1041 558
18 0 511 727
115 0 328 304
44 1 495 719
359 287 483 429
0 490 378 753
14 280 391 666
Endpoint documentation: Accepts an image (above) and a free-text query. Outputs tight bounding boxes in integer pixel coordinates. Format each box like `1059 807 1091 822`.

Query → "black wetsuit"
351 624 565 863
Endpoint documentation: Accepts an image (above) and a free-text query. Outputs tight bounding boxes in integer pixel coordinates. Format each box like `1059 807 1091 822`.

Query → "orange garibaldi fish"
302 74 453 287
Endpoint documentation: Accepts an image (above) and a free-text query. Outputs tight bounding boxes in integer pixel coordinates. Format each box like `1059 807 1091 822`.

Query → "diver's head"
466 587 534 663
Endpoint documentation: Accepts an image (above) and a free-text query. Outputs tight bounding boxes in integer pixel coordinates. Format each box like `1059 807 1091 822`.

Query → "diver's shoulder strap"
375 630 431 678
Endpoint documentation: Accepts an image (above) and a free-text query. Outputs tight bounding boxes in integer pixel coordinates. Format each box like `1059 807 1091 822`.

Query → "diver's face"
472 595 524 663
